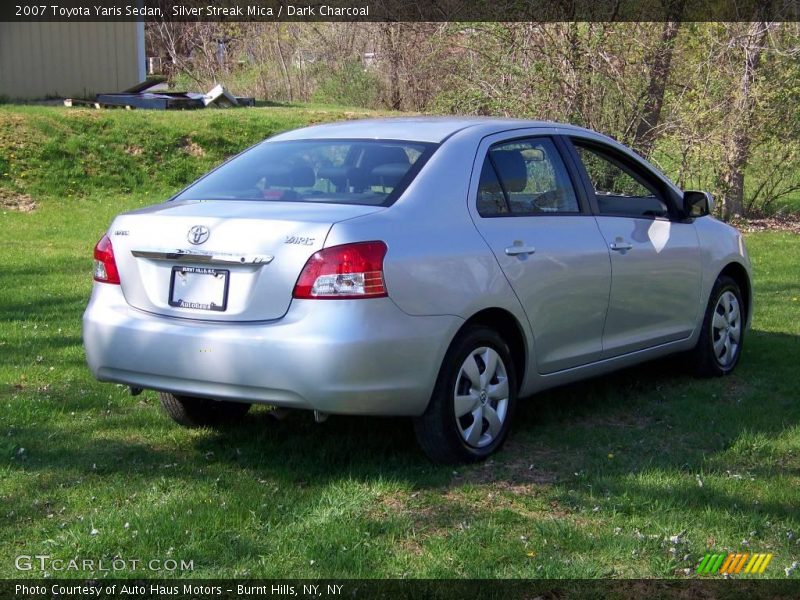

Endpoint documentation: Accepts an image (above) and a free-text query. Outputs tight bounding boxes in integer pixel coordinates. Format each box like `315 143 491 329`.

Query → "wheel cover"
453 346 509 449
711 290 741 368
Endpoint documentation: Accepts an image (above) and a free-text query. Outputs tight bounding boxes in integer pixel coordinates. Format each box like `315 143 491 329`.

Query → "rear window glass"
174 139 437 206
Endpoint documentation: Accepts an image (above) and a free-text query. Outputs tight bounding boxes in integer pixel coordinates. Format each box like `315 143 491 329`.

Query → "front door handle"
609 241 633 252
505 243 536 256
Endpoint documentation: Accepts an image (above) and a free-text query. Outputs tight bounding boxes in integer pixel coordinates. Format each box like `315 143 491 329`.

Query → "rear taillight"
93 234 120 284
293 241 387 299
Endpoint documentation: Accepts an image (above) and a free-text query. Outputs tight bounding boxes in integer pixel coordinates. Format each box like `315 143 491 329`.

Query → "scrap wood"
65 81 252 110
63 98 98 108
202 84 239 107
122 76 168 94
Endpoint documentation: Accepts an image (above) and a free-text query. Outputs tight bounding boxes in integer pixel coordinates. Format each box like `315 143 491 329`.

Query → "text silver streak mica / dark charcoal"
83 118 752 463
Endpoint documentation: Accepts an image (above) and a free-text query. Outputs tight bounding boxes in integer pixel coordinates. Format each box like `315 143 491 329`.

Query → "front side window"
573 143 669 218
477 137 579 217
174 139 436 207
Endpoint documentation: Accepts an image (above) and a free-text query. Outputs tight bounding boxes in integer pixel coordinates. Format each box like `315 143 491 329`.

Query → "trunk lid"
109 200 383 321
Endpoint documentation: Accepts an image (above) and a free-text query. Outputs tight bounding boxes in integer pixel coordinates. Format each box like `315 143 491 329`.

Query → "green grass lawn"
1 105 799 580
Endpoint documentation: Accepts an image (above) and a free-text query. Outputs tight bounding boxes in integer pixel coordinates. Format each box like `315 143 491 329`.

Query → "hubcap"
711 290 741 368
453 347 509 449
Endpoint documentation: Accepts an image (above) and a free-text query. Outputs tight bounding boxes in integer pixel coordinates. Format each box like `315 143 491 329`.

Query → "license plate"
169 266 229 312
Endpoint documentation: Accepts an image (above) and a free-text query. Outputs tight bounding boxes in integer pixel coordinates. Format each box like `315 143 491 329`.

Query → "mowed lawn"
1 106 799 580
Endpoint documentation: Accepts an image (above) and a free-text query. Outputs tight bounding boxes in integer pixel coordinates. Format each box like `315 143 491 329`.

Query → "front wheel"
414 326 517 464
690 275 745 377
159 392 251 427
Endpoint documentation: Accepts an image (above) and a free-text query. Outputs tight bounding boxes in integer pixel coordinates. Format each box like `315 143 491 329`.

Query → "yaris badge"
187 225 210 245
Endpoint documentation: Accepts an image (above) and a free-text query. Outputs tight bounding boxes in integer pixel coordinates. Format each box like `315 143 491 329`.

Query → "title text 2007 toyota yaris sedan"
83 118 752 463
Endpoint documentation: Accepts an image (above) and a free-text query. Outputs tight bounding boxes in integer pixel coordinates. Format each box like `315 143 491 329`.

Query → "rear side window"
573 143 669 219
477 137 579 217
174 139 437 207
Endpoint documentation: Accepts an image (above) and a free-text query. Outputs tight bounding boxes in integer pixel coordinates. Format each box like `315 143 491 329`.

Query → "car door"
566 137 702 357
468 133 612 374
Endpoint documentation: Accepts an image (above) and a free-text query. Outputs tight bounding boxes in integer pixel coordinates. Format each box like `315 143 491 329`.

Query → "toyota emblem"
187 225 210 245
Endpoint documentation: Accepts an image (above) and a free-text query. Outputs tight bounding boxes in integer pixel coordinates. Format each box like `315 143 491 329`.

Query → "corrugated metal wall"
0 22 144 99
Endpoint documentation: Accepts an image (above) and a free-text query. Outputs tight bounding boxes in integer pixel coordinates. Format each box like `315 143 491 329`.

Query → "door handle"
609 241 633 252
504 244 536 256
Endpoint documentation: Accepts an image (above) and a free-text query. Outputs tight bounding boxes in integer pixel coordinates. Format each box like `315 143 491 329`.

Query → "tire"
414 325 518 464
690 275 745 377
158 392 251 428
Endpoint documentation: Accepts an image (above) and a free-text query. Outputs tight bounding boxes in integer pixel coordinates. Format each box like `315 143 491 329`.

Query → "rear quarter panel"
323 128 538 390
324 128 527 322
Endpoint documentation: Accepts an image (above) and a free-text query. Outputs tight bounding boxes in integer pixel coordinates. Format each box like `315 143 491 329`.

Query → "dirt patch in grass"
720 378 753 404
0 112 27 133
575 412 653 430
0 189 36 212
61 109 104 119
124 145 144 156
735 214 800 234
456 442 563 488
179 136 205 157
396 537 425 556
440 482 587 528
478 460 559 487
374 491 407 516
342 111 384 119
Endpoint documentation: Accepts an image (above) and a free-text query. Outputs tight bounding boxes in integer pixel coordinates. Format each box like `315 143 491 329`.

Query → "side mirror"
683 190 713 218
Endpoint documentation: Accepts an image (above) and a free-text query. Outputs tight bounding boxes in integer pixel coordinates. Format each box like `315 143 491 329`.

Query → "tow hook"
313 410 329 424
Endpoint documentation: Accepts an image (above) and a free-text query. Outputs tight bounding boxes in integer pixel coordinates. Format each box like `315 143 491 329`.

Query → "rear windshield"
174 139 437 206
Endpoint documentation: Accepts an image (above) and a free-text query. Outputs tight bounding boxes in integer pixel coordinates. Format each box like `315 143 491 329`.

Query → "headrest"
359 145 411 170
371 163 409 188
478 160 502 194
317 165 350 188
490 149 527 192
262 162 315 187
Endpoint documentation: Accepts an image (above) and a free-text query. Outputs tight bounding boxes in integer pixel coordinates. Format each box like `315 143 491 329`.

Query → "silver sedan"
82 118 752 463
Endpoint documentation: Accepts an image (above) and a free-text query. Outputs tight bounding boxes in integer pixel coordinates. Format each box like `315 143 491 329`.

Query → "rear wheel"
690 275 745 377
158 392 251 427
414 325 517 464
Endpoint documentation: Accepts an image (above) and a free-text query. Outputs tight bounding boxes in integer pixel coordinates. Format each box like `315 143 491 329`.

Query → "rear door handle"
609 241 633 252
504 244 536 256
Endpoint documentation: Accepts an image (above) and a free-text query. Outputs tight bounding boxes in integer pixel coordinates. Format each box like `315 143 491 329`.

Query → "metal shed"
0 22 145 100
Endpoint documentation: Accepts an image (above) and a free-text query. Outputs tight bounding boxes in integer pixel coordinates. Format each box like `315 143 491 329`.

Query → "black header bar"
2 0 799 22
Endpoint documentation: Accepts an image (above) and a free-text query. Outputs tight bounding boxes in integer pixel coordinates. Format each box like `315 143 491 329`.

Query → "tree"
379 23 403 110
718 21 772 219
631 19 681 158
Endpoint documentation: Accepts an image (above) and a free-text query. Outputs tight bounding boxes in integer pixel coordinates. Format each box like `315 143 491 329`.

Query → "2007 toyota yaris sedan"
83 117 752 464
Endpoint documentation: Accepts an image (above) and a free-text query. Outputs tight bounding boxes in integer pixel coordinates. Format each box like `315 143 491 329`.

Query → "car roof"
268 116 597 144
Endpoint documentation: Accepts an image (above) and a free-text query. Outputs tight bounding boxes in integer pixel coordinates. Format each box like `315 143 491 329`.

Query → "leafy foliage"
311 60 382 108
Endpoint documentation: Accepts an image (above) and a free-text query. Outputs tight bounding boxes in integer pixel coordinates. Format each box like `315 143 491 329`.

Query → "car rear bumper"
82 284 462 416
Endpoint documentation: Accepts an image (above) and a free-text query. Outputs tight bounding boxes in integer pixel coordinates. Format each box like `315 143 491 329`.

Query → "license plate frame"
168 266 230 312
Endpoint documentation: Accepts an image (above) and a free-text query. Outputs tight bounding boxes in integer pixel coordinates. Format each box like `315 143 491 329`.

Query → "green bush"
312 61 381 109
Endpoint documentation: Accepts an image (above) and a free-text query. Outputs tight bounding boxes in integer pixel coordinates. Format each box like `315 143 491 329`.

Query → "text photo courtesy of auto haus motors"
2 2 799 598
